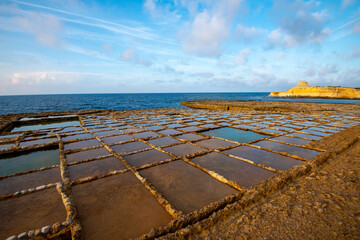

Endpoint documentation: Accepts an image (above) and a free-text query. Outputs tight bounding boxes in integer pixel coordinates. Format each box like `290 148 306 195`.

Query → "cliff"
269 81 360 99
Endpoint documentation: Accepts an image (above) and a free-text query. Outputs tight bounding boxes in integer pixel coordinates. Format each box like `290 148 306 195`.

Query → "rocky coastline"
269 81 360 99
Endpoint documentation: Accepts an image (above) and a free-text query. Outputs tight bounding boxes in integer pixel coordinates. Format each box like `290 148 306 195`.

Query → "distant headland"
269 81 360 99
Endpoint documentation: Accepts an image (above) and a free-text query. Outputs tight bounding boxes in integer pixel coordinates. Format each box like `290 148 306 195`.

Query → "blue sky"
0 0 359 95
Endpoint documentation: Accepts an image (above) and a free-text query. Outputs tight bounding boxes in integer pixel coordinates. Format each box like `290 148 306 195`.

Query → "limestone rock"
270 81 360 99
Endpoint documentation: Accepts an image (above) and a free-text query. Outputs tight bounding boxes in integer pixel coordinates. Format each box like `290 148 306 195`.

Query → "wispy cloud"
235 49 251 65
9 0 176 45
330 16 360 41
236 24 267 42
121 48 152 67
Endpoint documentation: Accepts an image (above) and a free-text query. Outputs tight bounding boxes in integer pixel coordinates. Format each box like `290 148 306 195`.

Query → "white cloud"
9 72 75 87
236 24 266 42
341 0 355 9
275 52 286 59
144 0 157 17
137 58 152 67
12 12 63 47
304 67 316 77
121 48 152 67
235 48 251 64
163 65 183 74
101 43 114 54
181 0 243 57
319 64 338 75
348 47 360 59
354 23 360 34
121 48 137 62
303 64 338 77
268 0 331 48
190 72 214 78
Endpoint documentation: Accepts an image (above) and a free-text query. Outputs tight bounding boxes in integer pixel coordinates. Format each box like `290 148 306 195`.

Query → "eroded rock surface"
270 81 360 99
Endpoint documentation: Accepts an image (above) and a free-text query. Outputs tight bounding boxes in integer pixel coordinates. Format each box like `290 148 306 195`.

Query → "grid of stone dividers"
1 108 358 239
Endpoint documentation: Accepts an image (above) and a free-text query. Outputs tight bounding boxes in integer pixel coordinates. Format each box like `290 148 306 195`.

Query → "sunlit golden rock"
270 81 360 99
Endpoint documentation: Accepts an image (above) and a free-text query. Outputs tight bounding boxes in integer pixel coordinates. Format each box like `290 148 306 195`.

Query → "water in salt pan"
0 149 60 176
200 127 268 143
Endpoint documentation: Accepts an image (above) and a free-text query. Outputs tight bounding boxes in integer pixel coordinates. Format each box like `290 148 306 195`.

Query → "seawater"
0 93 359 115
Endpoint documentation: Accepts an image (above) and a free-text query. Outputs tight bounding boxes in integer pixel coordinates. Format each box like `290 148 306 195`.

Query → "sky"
0 0 359 95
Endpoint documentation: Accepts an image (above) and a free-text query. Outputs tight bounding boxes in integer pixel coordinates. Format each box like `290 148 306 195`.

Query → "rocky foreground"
1 101 359 239
269 81 360 99
179 125 360 239
171 100 360 239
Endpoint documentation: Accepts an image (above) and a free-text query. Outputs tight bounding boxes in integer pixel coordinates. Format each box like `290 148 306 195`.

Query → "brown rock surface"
181 100 360 114
160 125 360 239
270 81 360 99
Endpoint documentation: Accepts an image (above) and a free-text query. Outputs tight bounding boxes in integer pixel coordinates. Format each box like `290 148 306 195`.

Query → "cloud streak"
9 0 176 45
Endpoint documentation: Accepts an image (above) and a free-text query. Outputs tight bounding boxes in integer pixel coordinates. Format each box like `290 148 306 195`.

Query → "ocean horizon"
1 92 360 116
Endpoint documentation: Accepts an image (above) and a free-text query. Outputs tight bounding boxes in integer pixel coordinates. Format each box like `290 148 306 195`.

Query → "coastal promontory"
270 81 360 99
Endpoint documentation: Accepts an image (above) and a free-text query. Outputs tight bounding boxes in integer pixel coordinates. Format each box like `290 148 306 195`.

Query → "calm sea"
0 93 359 115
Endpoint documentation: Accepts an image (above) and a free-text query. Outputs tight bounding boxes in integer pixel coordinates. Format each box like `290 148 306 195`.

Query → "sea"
0 93 359 115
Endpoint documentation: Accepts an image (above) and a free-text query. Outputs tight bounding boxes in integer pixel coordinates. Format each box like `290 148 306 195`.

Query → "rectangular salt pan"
0 149 60 176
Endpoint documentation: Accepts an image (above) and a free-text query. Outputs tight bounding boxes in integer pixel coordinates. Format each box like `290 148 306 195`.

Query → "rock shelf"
269 81 360 99
0 103 359 239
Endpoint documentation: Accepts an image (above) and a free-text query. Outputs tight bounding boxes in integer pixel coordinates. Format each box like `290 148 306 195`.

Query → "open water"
0 93 359 115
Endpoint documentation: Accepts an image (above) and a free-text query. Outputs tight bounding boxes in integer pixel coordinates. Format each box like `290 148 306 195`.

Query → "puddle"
163 143 205 157
175 133 204 141
273 126 296 131
0 188 67 239
72 173 172 240
299 129 332 137
140 161 237 214
56 126 83 133
178 126 203 132
131 131 160 139
10 120 80 132
195 139 236 150
165 123 185 128
283 124 302 129
0 168 61 196
200 124 219 129
68 157 126 181
147 137 181 147
186 121 203 125
66 148 110 163
19 115 77 121
110 141 150 154
64 139 102 151
123 149 172 167
253 141 320 159
121 128 144 133
258 128 287 134
249 123 268 128
19 137 57 147
192 152 277 187
200 127 268 143
0 143 14 150
158 129 182 135
288 132 322 140
102 135 133 145
89 127 112 133
62 133 94 142
271 136 312 146
92 130 121 137
0 149 60 176
308 127 338 133
144 125 165 131
224 146 302 171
